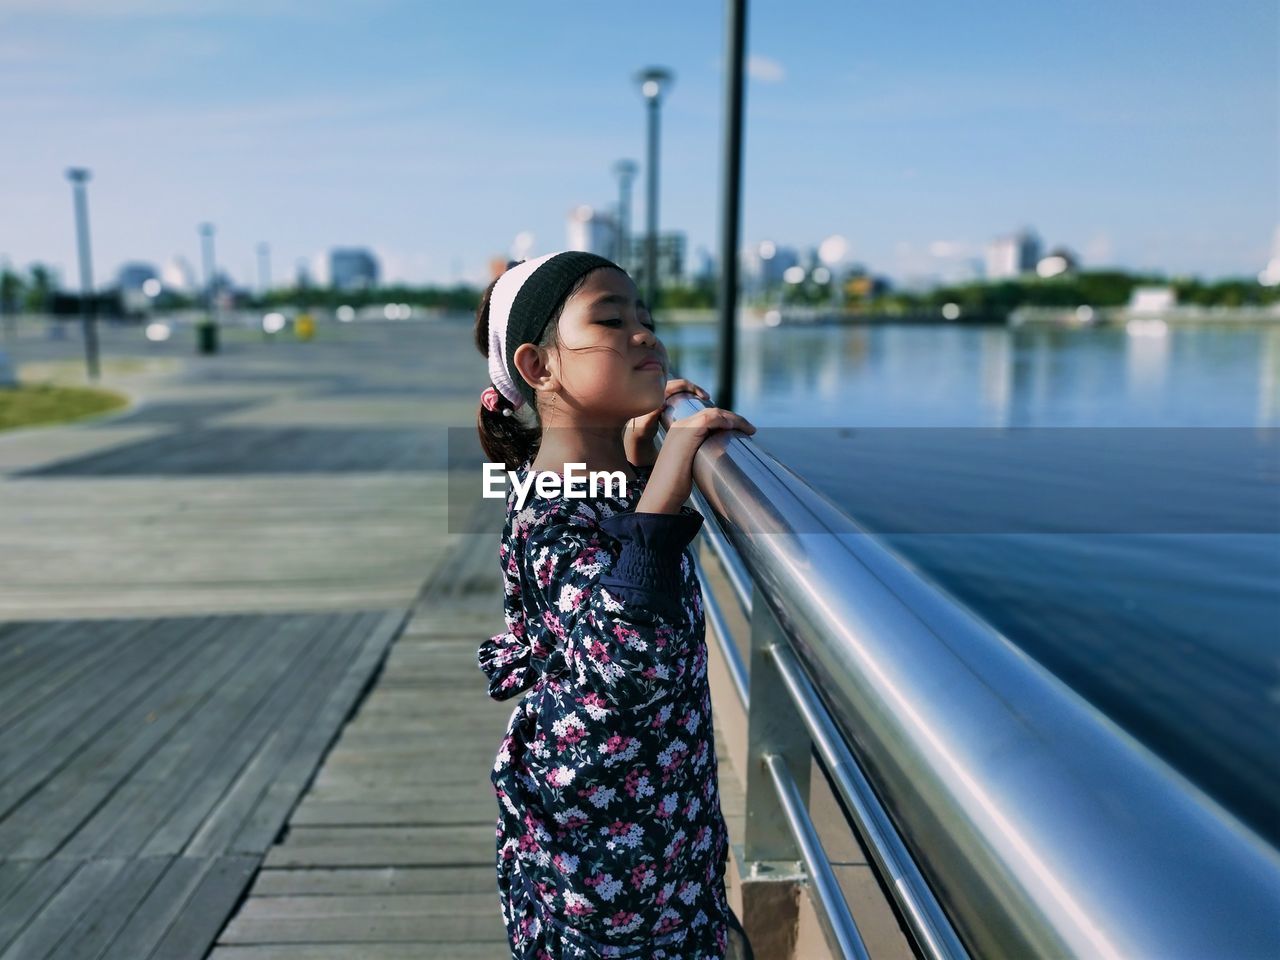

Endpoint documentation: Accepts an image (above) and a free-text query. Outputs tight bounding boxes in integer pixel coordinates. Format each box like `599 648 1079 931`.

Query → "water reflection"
663 319 1280 847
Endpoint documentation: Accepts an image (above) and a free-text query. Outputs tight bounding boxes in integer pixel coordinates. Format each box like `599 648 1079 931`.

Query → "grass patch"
0 383 129 432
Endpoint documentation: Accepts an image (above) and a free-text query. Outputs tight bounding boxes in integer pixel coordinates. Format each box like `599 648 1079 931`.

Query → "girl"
474 251 757 959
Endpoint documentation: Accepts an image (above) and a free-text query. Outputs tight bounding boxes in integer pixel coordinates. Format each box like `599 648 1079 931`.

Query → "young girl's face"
542 268 669 421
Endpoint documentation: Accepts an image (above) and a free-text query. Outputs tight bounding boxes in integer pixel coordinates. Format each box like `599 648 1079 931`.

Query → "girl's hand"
635 405 756 515
625 378 712 448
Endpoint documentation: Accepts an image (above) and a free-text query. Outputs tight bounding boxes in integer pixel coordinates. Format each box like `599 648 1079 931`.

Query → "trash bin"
197 322 219 354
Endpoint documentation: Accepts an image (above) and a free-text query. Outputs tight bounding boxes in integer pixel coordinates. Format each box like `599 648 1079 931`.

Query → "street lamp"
612 159 638 274
65 167 101 380
634 66 673 315
197 223 219 354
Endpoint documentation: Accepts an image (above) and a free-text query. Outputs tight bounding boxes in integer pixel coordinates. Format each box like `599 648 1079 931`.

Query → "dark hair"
475 264 616 472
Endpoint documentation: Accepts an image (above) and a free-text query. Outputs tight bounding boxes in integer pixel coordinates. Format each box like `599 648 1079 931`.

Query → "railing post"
741 584 809 958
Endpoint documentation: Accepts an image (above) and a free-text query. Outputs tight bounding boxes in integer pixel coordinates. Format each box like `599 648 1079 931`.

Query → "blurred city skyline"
1 0 1274 290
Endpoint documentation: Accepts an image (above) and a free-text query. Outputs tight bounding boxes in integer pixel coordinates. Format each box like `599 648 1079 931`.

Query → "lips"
635 359 663 371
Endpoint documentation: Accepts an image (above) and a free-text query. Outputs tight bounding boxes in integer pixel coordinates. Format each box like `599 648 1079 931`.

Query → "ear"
512 342 557 396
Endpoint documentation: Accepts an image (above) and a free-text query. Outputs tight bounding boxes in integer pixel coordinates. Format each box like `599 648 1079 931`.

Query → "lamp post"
716 0 748 411
65 168 101 380
634 67 673 315
197 222 219 354
612 159 638 274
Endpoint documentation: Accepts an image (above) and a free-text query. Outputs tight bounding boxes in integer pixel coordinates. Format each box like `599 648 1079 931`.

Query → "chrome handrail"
660 392 1280 960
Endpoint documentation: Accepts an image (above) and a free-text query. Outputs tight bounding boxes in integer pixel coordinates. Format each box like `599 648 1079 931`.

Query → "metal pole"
198 222 219 354
645 96 659 313
613 160 637 275
66 168 100 381
716 0 747 412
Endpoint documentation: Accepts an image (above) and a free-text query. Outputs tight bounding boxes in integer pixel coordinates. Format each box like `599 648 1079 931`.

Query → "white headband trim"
487 252 560 409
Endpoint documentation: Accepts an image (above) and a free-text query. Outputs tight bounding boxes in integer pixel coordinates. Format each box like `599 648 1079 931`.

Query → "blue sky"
1 0 1275 289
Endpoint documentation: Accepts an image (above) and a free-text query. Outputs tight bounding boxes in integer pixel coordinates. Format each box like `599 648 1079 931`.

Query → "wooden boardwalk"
0 609 405 960
208 499 752 959
211 500 516 958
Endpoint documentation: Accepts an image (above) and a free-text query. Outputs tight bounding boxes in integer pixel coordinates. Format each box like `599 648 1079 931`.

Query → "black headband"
498 251 623 408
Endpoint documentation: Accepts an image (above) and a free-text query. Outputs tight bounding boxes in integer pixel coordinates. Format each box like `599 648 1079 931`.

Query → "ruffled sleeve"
524 502 703 711
477 523 542 701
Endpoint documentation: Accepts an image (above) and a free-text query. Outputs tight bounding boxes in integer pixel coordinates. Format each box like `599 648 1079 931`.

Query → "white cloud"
747 55 785 84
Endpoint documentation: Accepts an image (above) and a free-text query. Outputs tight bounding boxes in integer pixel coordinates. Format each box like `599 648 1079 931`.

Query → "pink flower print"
518 831 538 853
630 862 656 889
610 622 641 649
563 891 595 916
610 909 637 929
656 910 684 935
603 734 633 755
607 820 634 837
588 639 611 662
533 551 556 589
541 609 566 641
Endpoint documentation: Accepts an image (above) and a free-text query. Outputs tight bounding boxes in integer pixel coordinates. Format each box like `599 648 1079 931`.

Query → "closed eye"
599 318 656 331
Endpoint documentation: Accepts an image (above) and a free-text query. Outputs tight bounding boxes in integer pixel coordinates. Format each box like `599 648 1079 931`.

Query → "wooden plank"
263 828 494 870
147 855 260 960
209 944 509 960
0 616 235 858
0 616 217 814
0 620 86 697
290 796 494 828
0 862 38 913
65 613 326 859
0 618 155 736
0 859 80 955
247 866 497 898
175 612 371 858
232 892 497 919
0 858 125 960
216 913 507 945
45 856 170 960
96 856 215 960
224 610 407 855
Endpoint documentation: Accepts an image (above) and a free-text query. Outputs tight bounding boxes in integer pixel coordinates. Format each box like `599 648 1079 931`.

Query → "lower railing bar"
694 560 750 710
768 641 971 960
763 750 873 960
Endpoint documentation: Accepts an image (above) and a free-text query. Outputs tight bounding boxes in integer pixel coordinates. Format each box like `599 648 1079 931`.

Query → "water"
663 320 1280 848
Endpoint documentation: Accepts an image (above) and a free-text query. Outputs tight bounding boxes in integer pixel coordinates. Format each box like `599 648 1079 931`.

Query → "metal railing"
660 392 1280 960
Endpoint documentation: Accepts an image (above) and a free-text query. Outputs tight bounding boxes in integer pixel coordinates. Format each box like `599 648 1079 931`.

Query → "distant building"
1127 286 1177 314
117 262 159 292
329 248 379 291
114 263 160 316
628 231 686 291
161 256 198 293
691 246 716 283
566 205 621 262
984 228 1042 279
743 243 798 289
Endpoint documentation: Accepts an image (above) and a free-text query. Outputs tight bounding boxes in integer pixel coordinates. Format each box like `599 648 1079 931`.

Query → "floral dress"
477 458 753 959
